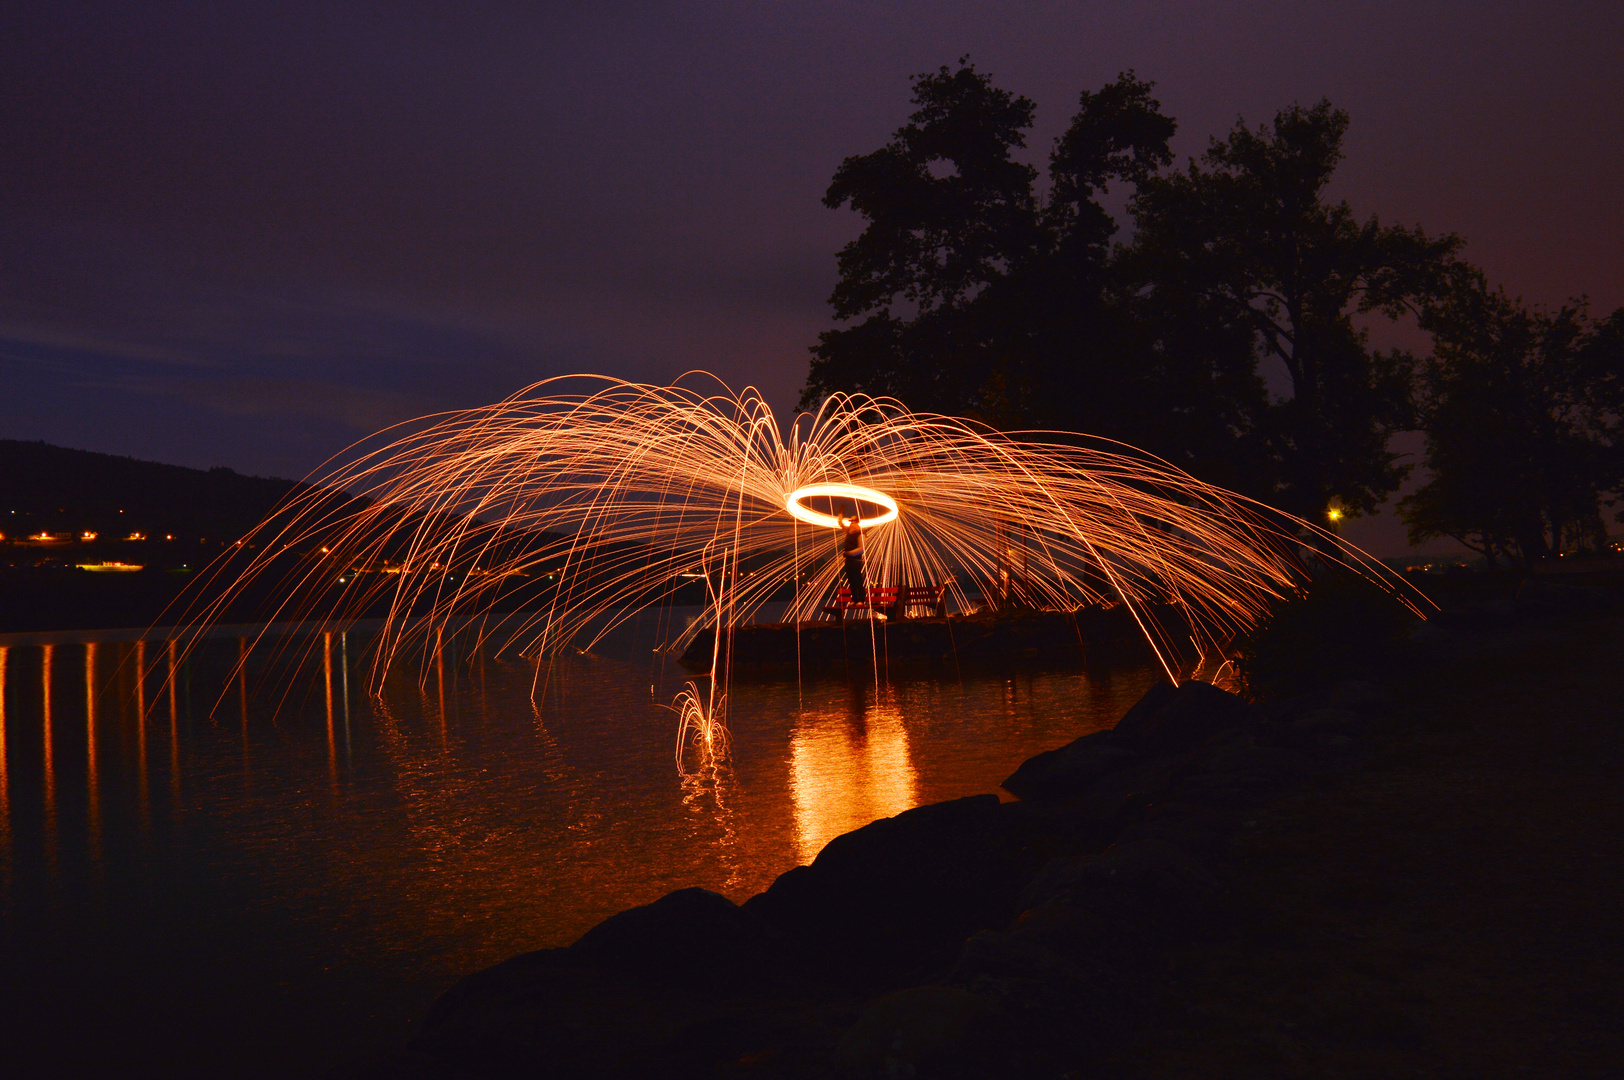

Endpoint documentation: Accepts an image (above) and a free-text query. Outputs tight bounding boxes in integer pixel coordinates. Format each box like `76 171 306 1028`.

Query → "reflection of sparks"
85 643 100 863
0 647 7 856
42 644 55 868
789 703 916 865
181 373 1429 686
785 482 899 529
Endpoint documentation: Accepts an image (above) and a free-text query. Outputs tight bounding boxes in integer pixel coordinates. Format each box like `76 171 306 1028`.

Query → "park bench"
819 584 896 620
895 583 948 618
819 583 947 620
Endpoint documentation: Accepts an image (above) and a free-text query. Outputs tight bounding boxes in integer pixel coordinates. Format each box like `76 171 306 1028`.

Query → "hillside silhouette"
0 441 686 634
1 439 307 551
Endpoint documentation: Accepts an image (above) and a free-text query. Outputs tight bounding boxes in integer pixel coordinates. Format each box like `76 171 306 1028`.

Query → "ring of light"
785 483 899 529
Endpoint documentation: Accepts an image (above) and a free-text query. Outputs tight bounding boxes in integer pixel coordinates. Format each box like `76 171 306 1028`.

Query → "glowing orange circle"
784 483 899 529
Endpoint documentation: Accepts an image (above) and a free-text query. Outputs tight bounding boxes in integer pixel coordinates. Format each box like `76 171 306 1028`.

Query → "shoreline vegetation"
345 581 1623 1080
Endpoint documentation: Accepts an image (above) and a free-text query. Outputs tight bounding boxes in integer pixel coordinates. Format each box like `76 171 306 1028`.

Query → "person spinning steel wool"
838 511 881 617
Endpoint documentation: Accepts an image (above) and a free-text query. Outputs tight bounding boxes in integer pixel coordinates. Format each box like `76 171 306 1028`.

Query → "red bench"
895 583 948 618
819 584 896 619
819 583 947 620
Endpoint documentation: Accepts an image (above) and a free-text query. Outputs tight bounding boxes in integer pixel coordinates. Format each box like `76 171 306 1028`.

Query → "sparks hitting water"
178 373 1427 702
670 680 729 775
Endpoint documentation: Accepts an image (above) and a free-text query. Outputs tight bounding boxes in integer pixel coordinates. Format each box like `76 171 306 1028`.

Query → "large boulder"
1001 680 1248 804
742 794 1039 981
571 886 779 990
835 984 1010 1079
1000 731 1140 804
1109 678 1248 753
414 890 797 1077
1179 743 1323 809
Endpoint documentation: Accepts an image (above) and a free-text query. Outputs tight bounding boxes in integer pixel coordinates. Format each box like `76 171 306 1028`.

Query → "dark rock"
417 948 735 1078
945 838 1226 1074
1020 839 1221 921
1000 731 1139 803
742 794 1037 982
1180 744 1322 808
1076 837 1222 907
409 890 792 1077
1106 801 1234 860
835 985 1010 1079
570 886 778 990
1110 679 1248 753
956 837 1221 999
1321 679 1391 713
953 922 1074 987
1001 679 1248 805
1291 706 1366 732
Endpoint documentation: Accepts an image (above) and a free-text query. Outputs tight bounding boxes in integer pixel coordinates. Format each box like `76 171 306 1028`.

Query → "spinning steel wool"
183 373 1425 690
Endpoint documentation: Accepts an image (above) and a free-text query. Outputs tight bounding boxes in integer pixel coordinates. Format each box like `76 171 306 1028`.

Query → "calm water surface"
0 611 1159 1078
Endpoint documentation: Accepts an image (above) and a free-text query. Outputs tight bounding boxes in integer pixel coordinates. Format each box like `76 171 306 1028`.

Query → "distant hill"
0 439 306 547
0 439 700 634
0 441 330 631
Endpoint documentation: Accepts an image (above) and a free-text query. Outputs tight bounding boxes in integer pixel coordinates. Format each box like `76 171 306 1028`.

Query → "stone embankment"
358 676 1390 1079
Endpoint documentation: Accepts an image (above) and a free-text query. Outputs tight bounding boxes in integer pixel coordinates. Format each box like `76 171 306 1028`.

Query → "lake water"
0 610 1161 1078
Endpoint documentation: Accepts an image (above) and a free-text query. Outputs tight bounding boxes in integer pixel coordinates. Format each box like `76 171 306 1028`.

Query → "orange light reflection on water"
324 632 337 788
788 694 918 865
136 639 150 830
167 639 180 802
41 644 55 866
0 645 8 863
85 642 101 864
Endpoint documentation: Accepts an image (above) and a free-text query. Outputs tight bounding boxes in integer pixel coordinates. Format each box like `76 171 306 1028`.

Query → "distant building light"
81 531 98 540
127 532 146 541
165 534 174 541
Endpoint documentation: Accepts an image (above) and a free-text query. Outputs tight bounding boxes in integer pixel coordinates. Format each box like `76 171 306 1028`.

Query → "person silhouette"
837 511 875 615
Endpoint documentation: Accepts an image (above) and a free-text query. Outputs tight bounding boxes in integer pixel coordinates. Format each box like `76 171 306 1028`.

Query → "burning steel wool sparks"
670 679 729 776
180 373 1428 696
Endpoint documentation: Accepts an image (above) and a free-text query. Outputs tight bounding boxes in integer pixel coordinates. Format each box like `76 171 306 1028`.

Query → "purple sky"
3 2 1620 554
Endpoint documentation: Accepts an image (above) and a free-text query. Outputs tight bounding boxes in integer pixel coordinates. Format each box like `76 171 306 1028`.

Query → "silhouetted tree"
803 65 1191 434
802 58 1041 415
806 73 1470 519
1126 101 1460 520
1402 273 1623 566
1017 76 1222 446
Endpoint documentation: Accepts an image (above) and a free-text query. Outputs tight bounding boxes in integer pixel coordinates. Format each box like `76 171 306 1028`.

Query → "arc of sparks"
171 372 1432 691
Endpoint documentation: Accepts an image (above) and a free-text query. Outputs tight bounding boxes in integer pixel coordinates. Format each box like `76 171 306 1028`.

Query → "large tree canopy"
1126 101 1460 518
804 59 1040 414
805 65 1624 555
802 64 1186 433
804 66 1461 518
1402 272 1624 565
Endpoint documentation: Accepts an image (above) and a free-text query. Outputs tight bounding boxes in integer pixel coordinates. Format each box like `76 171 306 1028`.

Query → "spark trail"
178 373 1428 688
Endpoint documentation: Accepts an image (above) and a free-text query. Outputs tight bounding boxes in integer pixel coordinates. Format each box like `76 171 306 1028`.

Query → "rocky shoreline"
355 675 1391 1079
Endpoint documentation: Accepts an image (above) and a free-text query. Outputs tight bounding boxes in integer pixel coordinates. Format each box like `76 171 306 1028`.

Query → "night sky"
3 2 1620 552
